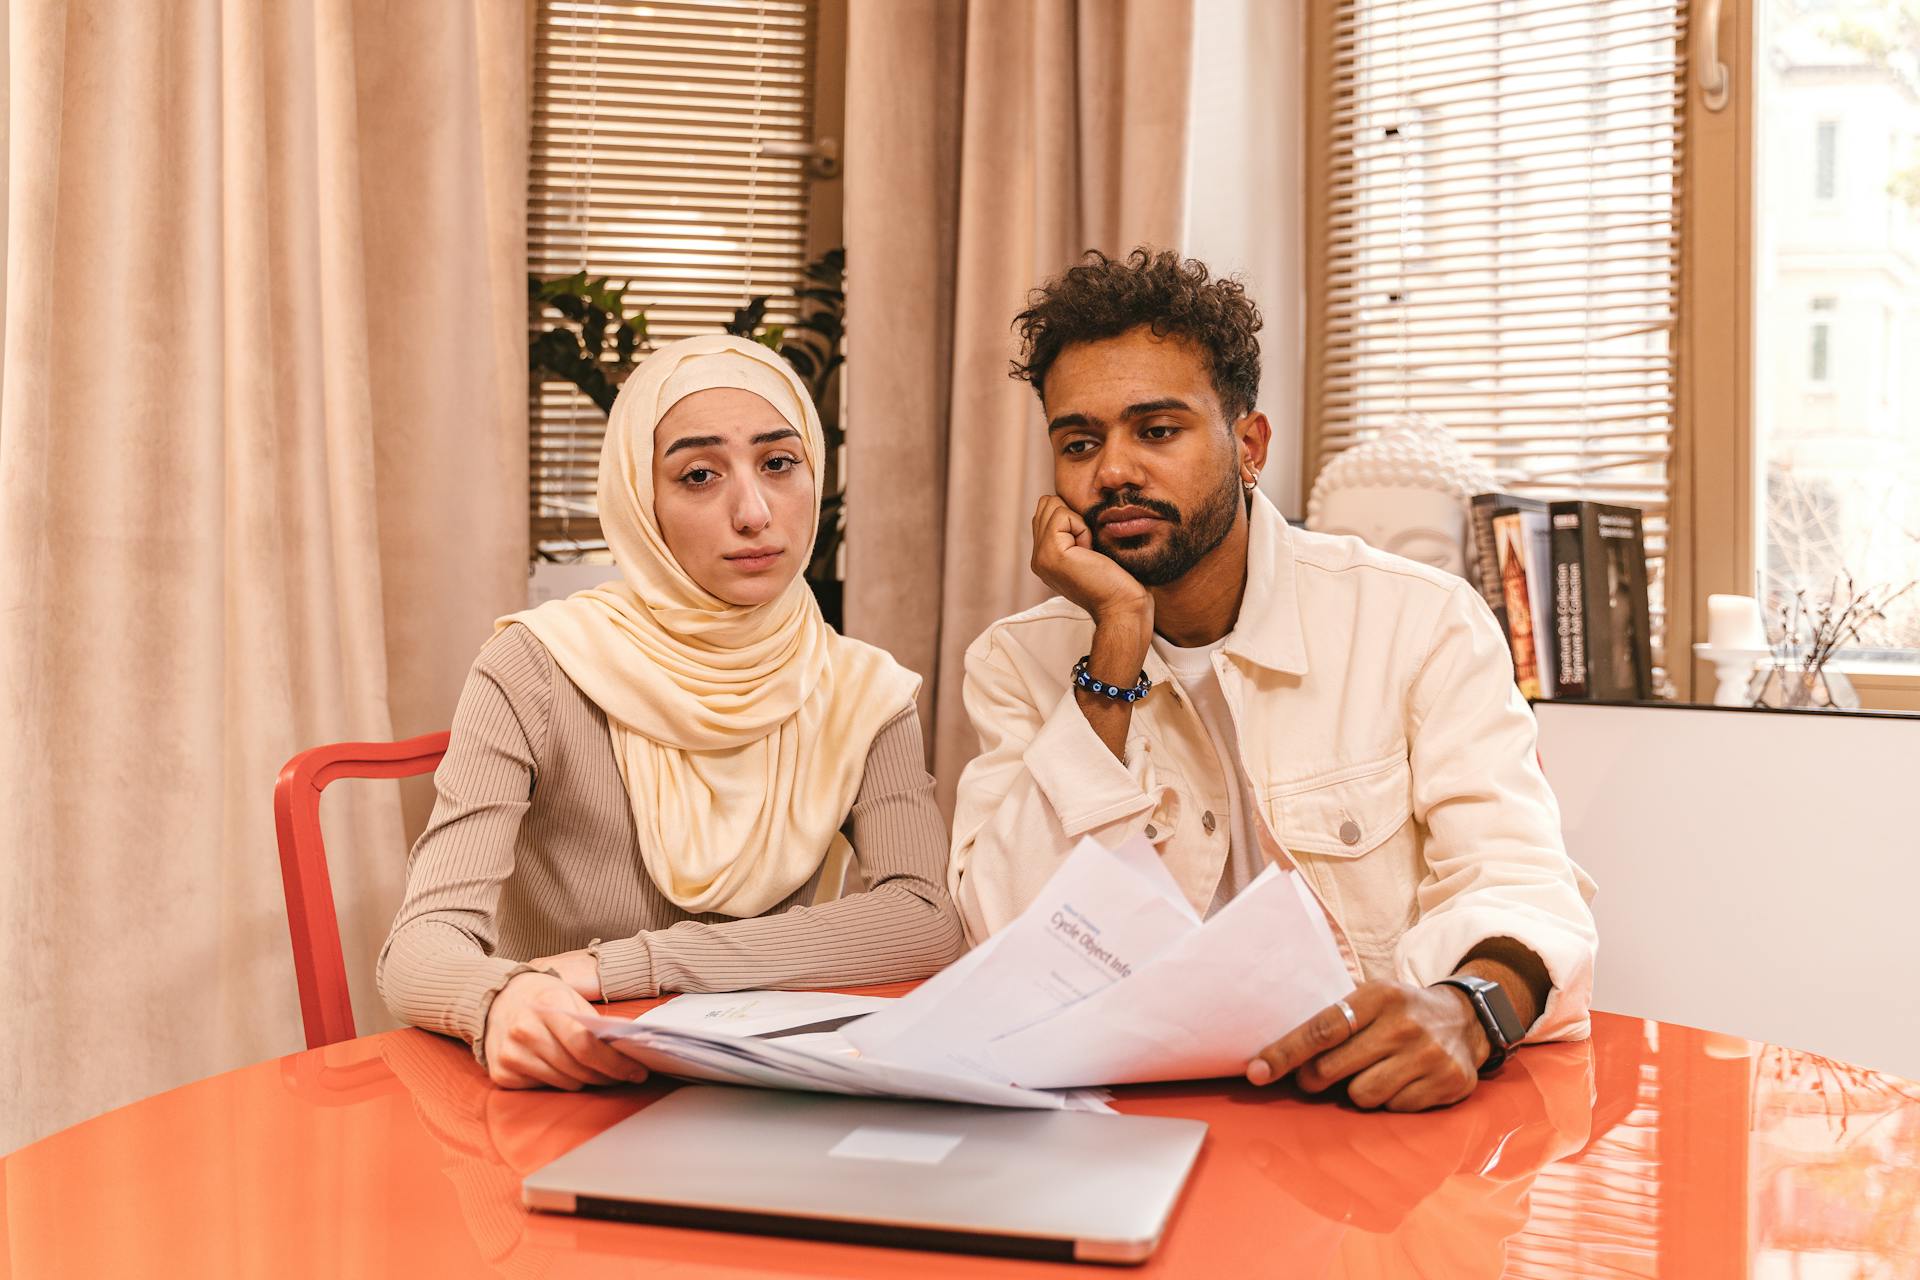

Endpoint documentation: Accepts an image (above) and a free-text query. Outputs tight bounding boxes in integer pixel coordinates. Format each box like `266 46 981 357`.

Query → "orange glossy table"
5 988 1919 1278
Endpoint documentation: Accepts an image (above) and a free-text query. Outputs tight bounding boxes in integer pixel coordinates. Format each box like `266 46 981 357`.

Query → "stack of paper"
575 834 1354 1108
573 992 1083 1110
844 834 1355 1088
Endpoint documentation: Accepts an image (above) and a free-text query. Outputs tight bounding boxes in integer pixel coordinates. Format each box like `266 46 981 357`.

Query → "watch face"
1475 981 1523 1046
1443 977 1520 1050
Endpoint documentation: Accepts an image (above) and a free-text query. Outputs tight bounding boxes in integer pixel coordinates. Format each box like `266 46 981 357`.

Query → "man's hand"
1245 980 1491 1112
481 971 648 1091
530 948 603 1002
1030 496 1151 626
1032 496 1153 761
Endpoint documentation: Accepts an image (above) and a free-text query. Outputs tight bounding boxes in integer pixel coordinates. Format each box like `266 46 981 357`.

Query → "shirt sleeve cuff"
1390 904 1596 1044
1021 688 1159 836
468 960 547 1067
592 934 657 1002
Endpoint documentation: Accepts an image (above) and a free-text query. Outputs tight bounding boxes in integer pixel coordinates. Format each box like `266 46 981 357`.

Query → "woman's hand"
530 948 603 1001
481 971 649 1090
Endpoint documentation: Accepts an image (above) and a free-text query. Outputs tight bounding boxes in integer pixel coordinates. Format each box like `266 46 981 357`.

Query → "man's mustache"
1085 490 1183 526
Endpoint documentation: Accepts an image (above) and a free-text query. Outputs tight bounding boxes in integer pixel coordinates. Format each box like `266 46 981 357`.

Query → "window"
1814 119 1839 199
1882 304 1898 408
1305 0 1688 674
1808 296 1834 384
1753 0 1920 669
1689 0 1920 706
528 0 821 553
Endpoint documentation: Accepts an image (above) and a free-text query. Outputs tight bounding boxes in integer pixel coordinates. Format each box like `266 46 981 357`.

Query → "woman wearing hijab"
377 335 962 1090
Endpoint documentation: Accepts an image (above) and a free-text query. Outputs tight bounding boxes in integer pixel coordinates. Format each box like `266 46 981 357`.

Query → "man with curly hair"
949 249 1597 1112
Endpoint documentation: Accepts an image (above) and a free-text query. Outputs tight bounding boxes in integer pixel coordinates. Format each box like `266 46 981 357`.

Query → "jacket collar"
1220 491 1310 677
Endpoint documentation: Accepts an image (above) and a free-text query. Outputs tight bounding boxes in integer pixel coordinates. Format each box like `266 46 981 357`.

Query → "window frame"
1677 0 1920 708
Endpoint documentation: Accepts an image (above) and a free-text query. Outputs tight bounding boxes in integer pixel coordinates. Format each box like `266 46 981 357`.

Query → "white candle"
1707 594 1768 650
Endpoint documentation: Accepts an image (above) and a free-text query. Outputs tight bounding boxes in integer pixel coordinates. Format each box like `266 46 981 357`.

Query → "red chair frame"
273 731 450 1049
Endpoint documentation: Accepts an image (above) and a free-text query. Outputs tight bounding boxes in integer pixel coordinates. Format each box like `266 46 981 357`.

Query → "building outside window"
1756 0 1920 663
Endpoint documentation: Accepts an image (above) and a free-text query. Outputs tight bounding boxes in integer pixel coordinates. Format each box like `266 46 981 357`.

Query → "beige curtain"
0 0 528 1154
843 0 1194 810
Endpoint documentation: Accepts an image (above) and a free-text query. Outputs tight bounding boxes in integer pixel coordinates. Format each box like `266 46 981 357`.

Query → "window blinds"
529 0 818 549
1314 0 1686 661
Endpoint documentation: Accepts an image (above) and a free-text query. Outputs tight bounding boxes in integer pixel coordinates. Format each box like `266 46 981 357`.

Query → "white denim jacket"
949 493 1598 1042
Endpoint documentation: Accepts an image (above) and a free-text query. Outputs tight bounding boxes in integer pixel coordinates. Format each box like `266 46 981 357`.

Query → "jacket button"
1338 818 1362 846
1145 823 1158 839
1202 810 1217 835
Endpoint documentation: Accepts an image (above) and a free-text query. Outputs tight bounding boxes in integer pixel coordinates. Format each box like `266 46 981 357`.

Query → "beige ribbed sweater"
376 623 964 1055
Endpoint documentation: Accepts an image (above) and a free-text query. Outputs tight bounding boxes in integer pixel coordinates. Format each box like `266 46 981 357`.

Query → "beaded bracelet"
1072 655 1152 703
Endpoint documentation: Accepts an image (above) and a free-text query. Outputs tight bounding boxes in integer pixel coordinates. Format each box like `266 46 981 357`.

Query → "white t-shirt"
1149 634 1268 916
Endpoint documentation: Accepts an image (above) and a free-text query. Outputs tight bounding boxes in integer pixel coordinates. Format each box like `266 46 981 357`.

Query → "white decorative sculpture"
1306 415 1496 579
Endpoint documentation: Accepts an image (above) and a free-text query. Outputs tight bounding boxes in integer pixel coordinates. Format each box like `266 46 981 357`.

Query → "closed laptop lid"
522 1086 1207 1264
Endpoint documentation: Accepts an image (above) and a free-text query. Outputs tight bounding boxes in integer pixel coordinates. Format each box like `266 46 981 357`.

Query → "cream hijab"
500 334 921 917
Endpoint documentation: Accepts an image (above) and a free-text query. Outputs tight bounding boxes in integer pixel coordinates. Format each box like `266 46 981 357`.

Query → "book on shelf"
1547 501 1654 701
1469 493 1546 641
1492 506 1556 700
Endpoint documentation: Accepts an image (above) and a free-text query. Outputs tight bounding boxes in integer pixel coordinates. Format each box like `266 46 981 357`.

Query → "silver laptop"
522 1086 1207 1264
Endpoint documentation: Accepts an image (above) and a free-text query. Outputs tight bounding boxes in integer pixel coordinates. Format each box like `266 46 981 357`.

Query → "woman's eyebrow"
663 427 797 456
663 434 724 457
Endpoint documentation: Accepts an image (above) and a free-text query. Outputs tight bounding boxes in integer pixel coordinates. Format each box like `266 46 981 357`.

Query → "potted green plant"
528 272 647 413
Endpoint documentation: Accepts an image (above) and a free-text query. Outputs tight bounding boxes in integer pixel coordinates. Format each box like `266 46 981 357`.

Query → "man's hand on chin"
1244 980 1491 1112
1029 494 1152 623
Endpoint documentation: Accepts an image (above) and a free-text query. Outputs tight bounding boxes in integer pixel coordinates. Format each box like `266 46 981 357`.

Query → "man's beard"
1085 467 1241 588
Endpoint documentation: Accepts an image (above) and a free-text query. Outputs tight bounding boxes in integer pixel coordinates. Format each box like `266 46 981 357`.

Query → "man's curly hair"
1011 248 1263 421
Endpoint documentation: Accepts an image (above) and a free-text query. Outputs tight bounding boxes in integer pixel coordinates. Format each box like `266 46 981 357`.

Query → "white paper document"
630 990 893 1041
841 836 1201 1081
570 1011 1081 1110
845 834 1354 1088
573 834 1353 1107
984 864 1354 1087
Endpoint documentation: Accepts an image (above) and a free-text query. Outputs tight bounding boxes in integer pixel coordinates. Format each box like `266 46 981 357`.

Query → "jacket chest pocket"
1266 755 1422 957
1139 765 1228 919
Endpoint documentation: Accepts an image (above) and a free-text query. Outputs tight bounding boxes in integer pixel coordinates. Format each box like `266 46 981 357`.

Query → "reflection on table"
3 1005 1918 1278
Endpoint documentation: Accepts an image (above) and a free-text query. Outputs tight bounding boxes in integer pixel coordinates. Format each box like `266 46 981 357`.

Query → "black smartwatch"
1433 975 1524 1074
